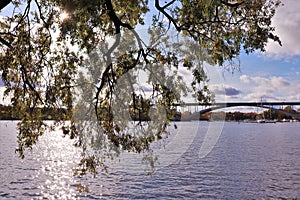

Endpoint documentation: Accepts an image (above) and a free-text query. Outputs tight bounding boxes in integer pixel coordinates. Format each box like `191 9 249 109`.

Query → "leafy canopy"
0 0 282 174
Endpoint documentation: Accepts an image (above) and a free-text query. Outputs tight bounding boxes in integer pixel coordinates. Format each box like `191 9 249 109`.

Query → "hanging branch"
0 0 11 10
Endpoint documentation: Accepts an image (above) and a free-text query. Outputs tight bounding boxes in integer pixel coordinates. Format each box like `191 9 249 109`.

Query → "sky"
205 0 300 105
0 0 299 111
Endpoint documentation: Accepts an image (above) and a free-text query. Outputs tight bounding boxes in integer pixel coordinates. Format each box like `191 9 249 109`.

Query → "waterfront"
0 121 299 199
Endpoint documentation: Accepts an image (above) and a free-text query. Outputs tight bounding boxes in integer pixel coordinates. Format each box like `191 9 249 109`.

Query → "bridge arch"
198 104 300 120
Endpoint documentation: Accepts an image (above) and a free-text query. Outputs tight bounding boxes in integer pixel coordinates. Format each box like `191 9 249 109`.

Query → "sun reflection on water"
30 126 82 199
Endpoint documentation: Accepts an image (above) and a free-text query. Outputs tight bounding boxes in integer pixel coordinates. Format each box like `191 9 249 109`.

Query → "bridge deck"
174 102 300 107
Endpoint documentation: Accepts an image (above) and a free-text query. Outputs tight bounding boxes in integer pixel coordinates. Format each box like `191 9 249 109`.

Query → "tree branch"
0 37 12 48
162 0 176 9
95 0 149 119
220 0 245 7
155 0 181 32
0 0 11 10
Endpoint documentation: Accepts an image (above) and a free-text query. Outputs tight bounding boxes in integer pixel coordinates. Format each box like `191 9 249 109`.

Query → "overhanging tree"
0 0 282 175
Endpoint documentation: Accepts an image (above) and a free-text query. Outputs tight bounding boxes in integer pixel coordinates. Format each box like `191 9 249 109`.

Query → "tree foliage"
0 0 282 174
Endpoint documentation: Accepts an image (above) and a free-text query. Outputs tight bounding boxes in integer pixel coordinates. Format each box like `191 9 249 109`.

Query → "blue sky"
142 0 300 106
204 0 300 105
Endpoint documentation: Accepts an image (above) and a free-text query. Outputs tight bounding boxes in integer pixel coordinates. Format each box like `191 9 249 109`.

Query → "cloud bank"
239 75 300 101
266 0 300 58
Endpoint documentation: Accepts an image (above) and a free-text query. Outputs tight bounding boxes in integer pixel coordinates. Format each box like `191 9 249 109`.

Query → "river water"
0 121 299 199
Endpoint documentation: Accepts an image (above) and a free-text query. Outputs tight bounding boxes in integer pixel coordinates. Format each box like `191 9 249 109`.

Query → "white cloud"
238 75 300 102
265 0 300 58
244 93 281 102
240 75 291 87
240 75 251 83
270 76 290 87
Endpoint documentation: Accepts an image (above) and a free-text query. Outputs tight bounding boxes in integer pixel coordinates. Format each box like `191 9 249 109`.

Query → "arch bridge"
174 102 300 120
